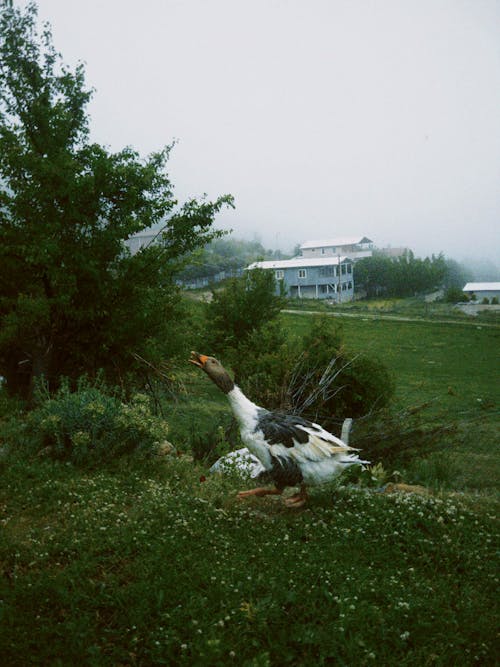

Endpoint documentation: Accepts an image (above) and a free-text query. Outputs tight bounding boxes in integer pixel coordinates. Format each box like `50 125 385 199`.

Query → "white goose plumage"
190 352 368 507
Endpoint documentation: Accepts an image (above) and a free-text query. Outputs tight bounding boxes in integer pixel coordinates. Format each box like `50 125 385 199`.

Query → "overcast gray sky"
31 0 500 261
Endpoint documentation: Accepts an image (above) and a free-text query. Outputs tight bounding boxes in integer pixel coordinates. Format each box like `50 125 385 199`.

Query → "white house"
299 236 373 261
463 282 500 302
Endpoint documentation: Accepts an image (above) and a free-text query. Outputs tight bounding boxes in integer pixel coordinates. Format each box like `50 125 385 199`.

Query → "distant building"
247 257 354 301
463 282 500 301
125 232 159 255
298 236 373 261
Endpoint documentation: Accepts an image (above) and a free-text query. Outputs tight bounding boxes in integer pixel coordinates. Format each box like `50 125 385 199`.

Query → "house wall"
465 289 500 302
125 233 157 255
275 263 354 301
300 246 372 260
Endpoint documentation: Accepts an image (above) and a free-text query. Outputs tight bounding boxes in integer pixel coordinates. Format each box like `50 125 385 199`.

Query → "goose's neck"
227 386 260 426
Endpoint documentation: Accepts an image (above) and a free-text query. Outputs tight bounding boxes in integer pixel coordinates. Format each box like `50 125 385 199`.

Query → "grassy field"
280 311 499 414
1 306 499 665
279 311 499 494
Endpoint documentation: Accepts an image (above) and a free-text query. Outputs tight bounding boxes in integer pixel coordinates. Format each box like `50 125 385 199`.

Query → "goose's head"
190 352 235 394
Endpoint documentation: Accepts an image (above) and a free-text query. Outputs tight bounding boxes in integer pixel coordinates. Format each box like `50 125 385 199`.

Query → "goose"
190 352 368 507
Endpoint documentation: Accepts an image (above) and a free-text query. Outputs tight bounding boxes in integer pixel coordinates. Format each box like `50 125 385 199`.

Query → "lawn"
0 458 498 666
280 312 499 493
0 308 499 665
280 312 500 413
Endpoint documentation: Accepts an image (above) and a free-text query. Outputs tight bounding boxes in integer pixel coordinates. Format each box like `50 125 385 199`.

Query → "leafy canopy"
205 268 284 354
0 1 233 397
355 250 448 298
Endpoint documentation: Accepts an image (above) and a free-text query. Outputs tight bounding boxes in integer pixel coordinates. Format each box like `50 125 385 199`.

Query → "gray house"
247 257 354 301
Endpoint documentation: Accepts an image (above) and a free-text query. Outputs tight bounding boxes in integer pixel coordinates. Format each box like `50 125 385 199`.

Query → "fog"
32 0 500 262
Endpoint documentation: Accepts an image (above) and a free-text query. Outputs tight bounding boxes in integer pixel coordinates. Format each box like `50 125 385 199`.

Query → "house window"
342 283 347 290
298 269 307 279
319 266 336 277
341 264 347 275
275 270 284 280
347 264 352 274
348 281 353 289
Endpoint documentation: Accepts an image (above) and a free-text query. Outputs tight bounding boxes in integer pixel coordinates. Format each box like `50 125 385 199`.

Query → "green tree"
355 251 448 298
442 258 472 289
444 287 468 303
0 1 232 398
177 237 285 283
206 268 283 354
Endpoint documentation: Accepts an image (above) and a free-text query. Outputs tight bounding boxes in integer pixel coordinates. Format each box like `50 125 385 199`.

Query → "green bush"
351 405 456 465
288 317 394 424
481 297 490 304
189 424 231 465
206 268 283 353
26 378 169 466
235 317 394 429
491 296 499 305
444 287 468 303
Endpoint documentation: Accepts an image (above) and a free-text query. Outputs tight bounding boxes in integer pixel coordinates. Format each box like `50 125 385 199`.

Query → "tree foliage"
442 258 472 290
0 1 232 397
355 251 448 298
443 287 468 303
288 317 394 422
205 268 284 355
177 237 286 282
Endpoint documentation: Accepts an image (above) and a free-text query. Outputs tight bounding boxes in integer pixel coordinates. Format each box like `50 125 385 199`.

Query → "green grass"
1 304 499 665
280 312 499 493
0 457 498 666
280 313 500 412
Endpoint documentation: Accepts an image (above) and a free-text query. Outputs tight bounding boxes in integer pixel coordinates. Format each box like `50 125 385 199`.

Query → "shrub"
206 269 283 353
491 296 499 305
481 297 490 304
286 318 394 424
444 287 468 303
236 317 394 429
350 405 456 465
26 378 169 466
189 424 232 465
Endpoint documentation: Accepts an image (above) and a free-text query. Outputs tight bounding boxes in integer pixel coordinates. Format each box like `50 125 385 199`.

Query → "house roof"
300 236 372 249
463 282 500 292
247 257 348 270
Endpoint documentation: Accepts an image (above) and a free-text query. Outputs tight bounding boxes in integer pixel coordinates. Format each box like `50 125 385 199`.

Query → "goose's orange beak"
189 351 209 368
